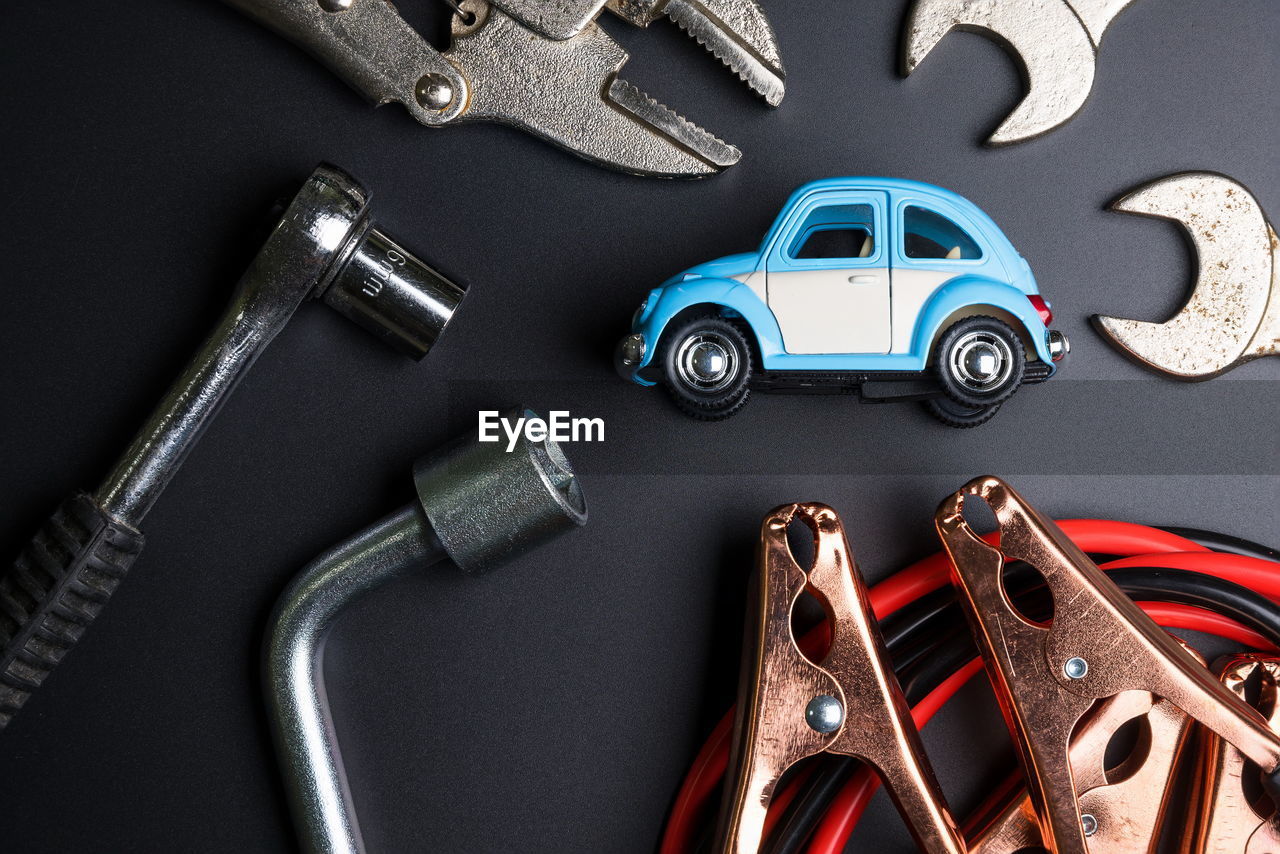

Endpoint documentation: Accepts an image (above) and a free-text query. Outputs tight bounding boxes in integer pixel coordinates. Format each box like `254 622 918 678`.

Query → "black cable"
759 757 857 854
1109 568 1280 643
1161 526 1280 563
761 565 1280 854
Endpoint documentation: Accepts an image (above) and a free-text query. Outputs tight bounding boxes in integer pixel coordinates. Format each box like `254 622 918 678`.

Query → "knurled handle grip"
0 492 143 729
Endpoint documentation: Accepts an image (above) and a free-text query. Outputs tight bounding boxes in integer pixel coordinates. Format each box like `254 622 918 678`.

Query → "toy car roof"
771 177 1014 256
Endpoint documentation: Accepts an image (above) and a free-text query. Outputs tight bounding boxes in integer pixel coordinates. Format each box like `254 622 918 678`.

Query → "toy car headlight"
1048 329 1070 362
619 333 647 367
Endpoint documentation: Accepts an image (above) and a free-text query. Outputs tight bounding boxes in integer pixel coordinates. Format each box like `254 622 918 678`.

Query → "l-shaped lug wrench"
267 407 587 854
0 163 465 731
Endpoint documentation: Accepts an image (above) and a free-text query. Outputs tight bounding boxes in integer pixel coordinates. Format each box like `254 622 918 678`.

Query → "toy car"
615 177 1069 426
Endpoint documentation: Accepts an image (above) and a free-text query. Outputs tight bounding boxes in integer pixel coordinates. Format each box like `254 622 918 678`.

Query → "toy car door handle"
934 476 1280 853
717 502 965 854
848 275 877 284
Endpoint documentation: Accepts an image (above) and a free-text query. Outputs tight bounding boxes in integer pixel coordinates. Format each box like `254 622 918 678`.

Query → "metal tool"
0 164 464 732
224 0 785 177
1093 172 1280 379
265 407 587 854
491 0 784 105
966 681 1195 852
902 0 1140 144
935 476 1280 853
1182 654 1280 853
717 502 965 854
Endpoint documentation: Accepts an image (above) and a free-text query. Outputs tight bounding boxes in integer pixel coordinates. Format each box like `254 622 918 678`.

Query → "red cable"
658 522 1277 854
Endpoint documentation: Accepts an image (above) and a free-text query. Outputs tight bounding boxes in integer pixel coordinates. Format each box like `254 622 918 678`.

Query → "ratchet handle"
0 492 143 730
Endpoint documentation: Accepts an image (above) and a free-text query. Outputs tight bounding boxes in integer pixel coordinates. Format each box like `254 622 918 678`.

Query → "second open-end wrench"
902 0 1141 145
1093 172 1280 379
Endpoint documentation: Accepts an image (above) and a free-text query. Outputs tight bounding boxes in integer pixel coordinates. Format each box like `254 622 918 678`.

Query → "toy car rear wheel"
661 316 752 420
923 397 1001 428
933 316 1025 407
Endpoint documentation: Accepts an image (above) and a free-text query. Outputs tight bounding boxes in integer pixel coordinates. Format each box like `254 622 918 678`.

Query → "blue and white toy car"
615 178 1069 426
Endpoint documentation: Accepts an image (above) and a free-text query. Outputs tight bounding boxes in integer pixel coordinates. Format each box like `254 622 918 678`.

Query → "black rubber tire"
660 315 752 421
923 396 1002 429
932 316 1026 407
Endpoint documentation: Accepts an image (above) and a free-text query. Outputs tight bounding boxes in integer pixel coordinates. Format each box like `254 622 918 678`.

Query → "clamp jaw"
1183 655 1280 853
935 476 1280 852
967 677 1197 852
718 502 965 854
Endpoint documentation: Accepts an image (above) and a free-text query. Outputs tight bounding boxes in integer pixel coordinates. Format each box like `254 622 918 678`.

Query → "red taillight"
1027 294 1053 325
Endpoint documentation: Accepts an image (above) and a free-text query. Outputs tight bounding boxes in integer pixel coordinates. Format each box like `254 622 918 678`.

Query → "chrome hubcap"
950 331 1013 392
676 332 738 393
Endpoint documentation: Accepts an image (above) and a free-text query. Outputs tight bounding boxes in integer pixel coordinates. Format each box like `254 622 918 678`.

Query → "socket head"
274 164 465 360
412 407 588 574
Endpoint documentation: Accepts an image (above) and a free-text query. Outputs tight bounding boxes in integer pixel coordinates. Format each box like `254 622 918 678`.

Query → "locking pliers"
225 0 785 177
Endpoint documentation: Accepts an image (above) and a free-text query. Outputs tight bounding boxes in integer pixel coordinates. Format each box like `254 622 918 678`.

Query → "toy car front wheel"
923 396 1001 428
933 316 1026 407
661 316 752 420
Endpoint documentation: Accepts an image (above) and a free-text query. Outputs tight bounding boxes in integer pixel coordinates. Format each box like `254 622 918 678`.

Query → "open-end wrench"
1093 172 1280 379
0 164 465 732
902 0 1141 145
226 0 785 176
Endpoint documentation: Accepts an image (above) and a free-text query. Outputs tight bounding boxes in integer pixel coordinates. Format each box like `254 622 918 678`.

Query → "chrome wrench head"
447 1 740 176
902 0 1139 145
226 0 767 176
483 0 786 106
1093 172 1280 380
606 0 786 106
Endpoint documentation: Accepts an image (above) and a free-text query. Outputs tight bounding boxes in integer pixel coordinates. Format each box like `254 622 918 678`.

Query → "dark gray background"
1 1 1277 851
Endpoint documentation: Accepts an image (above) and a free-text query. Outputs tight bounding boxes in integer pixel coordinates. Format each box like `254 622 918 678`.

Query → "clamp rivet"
317 0 354 11
1081 813 1098 837
1064 657 1089 680
416 74 455 111
805 695 844 734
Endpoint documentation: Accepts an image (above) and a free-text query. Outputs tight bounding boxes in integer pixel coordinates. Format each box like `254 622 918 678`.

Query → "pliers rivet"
415 73 455 110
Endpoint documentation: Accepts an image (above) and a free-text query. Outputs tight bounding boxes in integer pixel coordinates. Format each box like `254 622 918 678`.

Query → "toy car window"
794 227 873 259
903 206 982 260
789 204 875 260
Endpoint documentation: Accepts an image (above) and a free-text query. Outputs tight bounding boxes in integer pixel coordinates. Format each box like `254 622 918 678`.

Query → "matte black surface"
0 1 1276 851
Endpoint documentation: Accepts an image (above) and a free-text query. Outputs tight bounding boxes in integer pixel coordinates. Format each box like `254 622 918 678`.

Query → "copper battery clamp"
966 679 1196 851
716 502 965 854
934 476 1280 853
1182 655 1280 853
